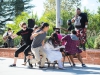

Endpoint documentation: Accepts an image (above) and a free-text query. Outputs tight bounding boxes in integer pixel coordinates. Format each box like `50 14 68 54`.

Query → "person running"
9 22 41 68
30 23 49 69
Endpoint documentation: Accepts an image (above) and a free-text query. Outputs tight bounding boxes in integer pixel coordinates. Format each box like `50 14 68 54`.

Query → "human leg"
57 60 63 69
30 47 40 64
39 46 47 67
69 55 75 66
77 53 86 67
9 44 27 67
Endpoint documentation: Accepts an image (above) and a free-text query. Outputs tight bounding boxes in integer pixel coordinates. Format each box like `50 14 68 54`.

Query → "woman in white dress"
44 33 64 69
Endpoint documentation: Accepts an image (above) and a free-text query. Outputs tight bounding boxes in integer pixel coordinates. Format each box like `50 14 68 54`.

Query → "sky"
30 0 100 18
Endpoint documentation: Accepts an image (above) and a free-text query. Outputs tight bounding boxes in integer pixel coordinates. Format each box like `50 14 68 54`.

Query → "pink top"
57 34 62 41
57 34 65 45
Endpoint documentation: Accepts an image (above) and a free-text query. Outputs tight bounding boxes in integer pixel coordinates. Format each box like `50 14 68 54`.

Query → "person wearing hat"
72 8 88 51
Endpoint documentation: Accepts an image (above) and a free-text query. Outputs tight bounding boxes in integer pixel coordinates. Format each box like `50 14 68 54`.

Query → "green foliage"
0 35 3 45
0 0 34 33
94 35 100 49
40 11 56 36
41 0 81 35
14 36 21 46
86 36 96 49
6 12 30 33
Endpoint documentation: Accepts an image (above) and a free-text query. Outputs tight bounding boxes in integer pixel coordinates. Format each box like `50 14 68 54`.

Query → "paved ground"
0 57 100 75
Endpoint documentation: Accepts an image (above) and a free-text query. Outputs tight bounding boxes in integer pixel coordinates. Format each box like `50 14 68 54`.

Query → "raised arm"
11 34 18 39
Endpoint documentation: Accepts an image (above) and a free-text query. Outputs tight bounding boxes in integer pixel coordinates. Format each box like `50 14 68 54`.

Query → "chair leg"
53 63 56 69
48 63 50 67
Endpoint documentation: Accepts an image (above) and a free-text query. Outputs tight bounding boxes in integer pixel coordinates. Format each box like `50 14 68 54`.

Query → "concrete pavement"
0 57 100 75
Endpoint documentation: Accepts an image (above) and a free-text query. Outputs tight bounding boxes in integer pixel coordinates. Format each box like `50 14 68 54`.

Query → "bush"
94 35 100 49
14 36 21 46
45 36 50 42
0 35 3 45
86 36 96 49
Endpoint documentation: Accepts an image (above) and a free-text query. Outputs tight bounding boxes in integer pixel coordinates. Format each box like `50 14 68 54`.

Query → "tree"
0 0 34 34
44 0 81 12
6 12 30 33
6 12 39 33
41 0 81 35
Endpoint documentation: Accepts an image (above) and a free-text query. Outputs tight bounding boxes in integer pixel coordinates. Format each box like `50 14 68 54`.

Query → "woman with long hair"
44 33 65 69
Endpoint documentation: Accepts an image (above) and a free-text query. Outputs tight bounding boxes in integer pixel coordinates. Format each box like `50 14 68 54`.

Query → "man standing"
72 8 88 51
30 23 49 69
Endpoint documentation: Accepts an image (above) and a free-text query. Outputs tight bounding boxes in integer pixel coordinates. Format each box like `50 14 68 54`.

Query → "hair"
48 33 60 47
71 30 77 34
8 28 11 31
67 19 72 25
56 30 60 34
40 22 49 30
77 8 81 10
34 25 38 29
19 22 27 28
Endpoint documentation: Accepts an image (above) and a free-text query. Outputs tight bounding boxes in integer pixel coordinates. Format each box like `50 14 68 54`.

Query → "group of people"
7 8 88 69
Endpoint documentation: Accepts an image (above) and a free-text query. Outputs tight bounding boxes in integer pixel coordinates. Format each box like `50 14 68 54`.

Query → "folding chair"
60 48 72 67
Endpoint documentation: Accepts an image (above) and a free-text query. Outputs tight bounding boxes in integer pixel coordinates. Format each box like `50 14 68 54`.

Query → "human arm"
30 31 44 40
60 27 68 32
84 14 88 31
11 34 18 39
42 40 45 46
61 35 68 42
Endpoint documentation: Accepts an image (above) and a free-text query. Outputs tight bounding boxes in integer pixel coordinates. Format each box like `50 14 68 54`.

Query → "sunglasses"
23 27 27 29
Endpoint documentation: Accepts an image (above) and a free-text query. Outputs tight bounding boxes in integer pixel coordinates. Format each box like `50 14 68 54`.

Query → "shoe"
9 64 16 67
28 59 33 68
22 63 26 66
58 67 66 70
39 66 47 69
72 64 76 67
82 64 86 67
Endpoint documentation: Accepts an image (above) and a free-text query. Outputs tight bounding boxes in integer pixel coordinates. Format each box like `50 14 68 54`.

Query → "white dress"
44 41 64 63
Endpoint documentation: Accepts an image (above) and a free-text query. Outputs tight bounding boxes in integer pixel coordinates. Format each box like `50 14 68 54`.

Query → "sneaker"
58 67 66 70
72 64 76 67
28 59 33 68
9 64 16 67
39 66 47 69
82 64 86 67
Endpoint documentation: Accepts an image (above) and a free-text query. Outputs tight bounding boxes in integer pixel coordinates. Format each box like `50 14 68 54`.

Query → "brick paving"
0 57 100 75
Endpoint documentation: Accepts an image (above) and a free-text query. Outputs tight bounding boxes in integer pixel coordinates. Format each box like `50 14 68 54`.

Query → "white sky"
30 0 100 18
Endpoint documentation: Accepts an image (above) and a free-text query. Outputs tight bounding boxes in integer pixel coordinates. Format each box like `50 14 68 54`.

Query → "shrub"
14 36 21 46
0 35 3 45
94 35 100 49
86 36 96 49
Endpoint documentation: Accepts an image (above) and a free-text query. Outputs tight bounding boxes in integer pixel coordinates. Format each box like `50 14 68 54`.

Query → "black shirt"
17 28 33 45
67 24 74 31
74 13 88 28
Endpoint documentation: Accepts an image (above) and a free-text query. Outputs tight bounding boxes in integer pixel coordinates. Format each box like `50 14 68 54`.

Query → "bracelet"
85 25 88 28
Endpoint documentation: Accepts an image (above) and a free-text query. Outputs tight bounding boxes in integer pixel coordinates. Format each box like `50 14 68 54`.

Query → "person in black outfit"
9 22 34 68
60 19 74 32
72 8 88 51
